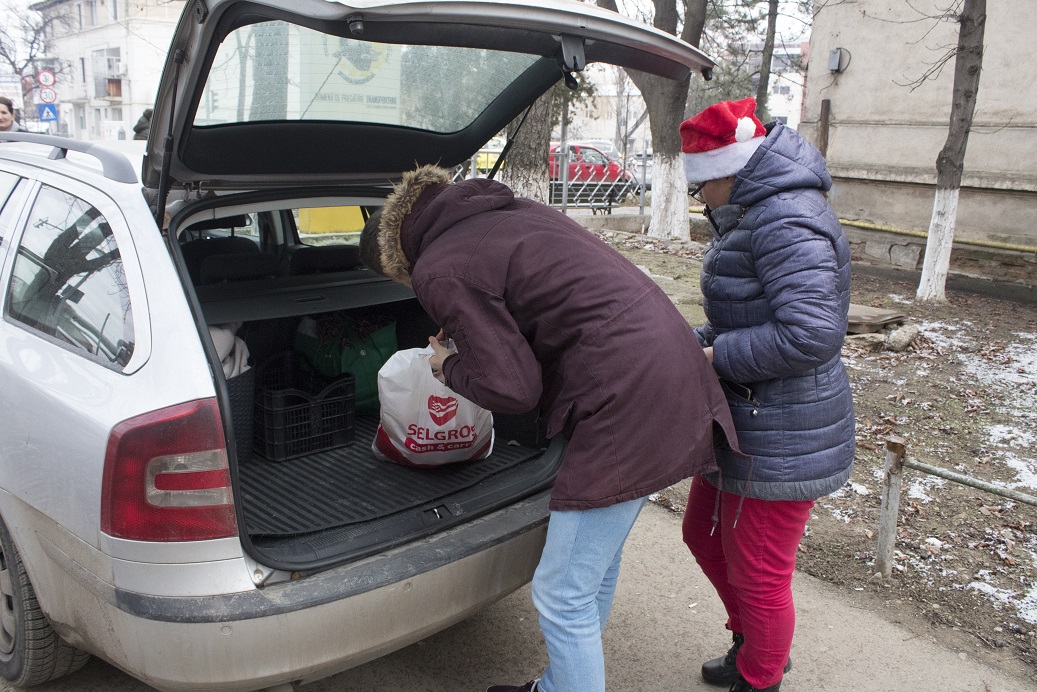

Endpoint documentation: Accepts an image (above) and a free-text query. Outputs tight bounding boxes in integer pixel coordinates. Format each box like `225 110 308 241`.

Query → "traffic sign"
37 70 56 87
39 87 57 104
37 104 58 122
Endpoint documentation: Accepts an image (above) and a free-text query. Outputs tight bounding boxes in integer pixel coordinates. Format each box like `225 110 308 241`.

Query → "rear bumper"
50 492 549 691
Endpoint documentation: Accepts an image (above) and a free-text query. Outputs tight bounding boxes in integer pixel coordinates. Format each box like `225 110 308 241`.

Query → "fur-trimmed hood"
373 164 453 282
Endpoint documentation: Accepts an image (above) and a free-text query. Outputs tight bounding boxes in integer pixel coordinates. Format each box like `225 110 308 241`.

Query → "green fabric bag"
294 313 398 414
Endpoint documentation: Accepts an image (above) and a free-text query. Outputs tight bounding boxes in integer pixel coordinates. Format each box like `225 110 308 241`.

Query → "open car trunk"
230 299 560 571
170 200 561 572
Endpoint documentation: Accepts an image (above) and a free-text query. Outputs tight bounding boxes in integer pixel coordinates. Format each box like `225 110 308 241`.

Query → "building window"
111 0 119 21
6 185 136 370
85 0 97 26
77 3 83 29
111 107 122 120
79 58 86 83
91 47 122 99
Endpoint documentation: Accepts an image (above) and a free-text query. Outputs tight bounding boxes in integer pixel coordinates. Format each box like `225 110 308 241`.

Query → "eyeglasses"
689 182 706 205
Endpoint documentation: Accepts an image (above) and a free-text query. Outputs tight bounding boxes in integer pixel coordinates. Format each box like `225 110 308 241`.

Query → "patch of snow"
907 475 946 503
950 332 1037 490
918 320 974 349
825 505 854 524
968 544 1037 623
850 482 870 496
1016 585 1037 625
1002 452 1037 491
987 425 1037 448
967 580 1016 609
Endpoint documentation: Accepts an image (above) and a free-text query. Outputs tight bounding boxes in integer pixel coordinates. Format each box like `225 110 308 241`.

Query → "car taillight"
101 398 238 542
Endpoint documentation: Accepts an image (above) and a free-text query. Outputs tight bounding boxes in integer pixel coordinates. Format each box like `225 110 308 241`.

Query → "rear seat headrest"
183 215 252 233
288 245 363 275
199 252 279 285
180 236 261 283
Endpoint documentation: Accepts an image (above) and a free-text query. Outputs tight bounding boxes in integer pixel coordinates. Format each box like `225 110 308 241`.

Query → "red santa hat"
680 97 767 183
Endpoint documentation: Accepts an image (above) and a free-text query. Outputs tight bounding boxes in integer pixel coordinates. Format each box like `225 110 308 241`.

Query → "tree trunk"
597 0 710 241
916 0 986 302
639 71 693 240
755 0 779 117
251 23 289 120
499 92 553 204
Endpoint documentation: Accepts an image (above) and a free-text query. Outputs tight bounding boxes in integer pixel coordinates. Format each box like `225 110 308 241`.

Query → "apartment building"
29 0 185 139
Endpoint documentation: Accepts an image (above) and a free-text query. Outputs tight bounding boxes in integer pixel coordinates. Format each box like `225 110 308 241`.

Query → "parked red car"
549 143 632 183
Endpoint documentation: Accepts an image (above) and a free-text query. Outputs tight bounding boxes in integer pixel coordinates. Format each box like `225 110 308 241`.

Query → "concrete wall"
572 209 1036 286
800 1 1037 252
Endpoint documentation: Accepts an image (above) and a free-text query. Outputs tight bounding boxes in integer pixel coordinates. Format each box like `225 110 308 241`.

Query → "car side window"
295 206 365 246
5 184 135 370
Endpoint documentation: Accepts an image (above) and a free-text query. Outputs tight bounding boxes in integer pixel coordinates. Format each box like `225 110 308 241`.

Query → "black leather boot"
702 631 745 686
730 676 781 692
486 681 537 692
701 632 792 687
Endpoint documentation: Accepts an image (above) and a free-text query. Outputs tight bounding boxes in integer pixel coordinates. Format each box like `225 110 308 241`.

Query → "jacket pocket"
720 379 762 407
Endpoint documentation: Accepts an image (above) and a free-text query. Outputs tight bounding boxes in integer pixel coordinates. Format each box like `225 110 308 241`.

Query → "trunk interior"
225 297 558 570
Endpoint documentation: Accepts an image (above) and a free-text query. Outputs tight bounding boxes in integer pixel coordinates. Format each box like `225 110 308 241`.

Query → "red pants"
683 476 814 689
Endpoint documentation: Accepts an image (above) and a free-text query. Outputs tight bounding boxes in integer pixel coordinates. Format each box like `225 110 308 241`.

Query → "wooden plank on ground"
848 304 907 334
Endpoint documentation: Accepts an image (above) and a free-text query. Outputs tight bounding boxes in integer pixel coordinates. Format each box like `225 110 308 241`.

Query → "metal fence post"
876 435 907 578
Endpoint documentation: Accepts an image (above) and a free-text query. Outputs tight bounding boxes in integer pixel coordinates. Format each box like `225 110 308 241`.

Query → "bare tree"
916 0 986 302
496 72 596 203
598 0 710 241
0 2 71 116
754 0 779 114
498 92 553 202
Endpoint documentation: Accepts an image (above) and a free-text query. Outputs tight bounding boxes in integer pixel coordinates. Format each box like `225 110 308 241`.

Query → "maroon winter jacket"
376 166 737 511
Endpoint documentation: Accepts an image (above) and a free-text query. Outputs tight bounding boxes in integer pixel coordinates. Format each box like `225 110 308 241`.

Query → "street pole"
560 99 570 214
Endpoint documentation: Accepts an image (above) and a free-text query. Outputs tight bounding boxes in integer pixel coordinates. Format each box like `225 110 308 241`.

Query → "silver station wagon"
0 1 714 689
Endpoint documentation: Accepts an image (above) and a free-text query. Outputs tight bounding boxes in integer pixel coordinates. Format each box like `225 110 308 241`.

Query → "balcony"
93 77 123 101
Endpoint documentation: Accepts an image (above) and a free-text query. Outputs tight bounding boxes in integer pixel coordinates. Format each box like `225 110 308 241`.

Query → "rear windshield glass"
197 21 539 133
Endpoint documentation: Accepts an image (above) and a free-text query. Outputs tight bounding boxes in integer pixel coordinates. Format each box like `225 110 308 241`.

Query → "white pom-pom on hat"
735 116 757 143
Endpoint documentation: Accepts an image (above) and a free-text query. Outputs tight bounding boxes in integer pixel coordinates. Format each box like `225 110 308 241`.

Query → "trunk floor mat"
239 416 541 536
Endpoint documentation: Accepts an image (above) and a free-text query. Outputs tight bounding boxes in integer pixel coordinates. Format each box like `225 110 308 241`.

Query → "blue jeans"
531 496 647 692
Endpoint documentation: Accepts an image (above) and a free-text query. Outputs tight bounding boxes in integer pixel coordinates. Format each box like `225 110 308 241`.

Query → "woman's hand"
703 346 714 364
428 336 452 383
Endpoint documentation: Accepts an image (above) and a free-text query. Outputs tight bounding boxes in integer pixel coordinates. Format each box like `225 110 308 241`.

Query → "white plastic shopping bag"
372 345 494 467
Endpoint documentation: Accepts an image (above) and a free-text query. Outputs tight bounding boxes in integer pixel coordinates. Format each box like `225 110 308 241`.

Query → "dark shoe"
729 676 781 692
486 681 537 692
701 631 792 687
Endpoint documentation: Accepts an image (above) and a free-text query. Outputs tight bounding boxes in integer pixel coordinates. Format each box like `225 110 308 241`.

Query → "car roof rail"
0 131 138 184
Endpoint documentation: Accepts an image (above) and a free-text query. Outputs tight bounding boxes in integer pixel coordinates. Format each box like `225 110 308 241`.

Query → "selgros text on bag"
373 345 494 467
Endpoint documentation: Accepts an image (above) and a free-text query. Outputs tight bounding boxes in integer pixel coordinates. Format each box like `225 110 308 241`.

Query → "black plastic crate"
253 352 355 462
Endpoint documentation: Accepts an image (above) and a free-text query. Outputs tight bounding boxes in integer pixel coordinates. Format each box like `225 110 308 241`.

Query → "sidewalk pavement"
313 502 1032 691
20 502 1030 691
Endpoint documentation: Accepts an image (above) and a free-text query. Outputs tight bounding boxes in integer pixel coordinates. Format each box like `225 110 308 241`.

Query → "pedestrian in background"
360 164 739 692
132 108 153 140
0 97 23 133
679 98 855 692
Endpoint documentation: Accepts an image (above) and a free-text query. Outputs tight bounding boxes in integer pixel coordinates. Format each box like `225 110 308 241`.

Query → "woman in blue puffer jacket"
679 98 855 692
